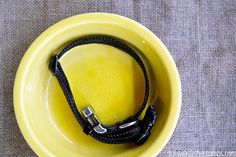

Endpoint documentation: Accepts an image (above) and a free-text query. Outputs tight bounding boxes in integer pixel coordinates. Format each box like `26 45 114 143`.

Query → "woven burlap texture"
0 0 235 157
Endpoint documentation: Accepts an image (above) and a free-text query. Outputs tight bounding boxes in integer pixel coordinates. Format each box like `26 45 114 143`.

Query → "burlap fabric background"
0 0 235 157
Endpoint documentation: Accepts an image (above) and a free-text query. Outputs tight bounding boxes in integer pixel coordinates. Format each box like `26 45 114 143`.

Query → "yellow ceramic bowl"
14 13 181 157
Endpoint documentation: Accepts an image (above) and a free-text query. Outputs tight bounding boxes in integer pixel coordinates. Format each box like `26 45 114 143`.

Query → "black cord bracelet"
49 35 157 145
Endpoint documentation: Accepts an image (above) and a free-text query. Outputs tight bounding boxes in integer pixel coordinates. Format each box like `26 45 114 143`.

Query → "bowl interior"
14 13 181 157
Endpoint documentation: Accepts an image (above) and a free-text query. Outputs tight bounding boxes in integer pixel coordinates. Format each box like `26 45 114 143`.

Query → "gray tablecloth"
0 0 235 157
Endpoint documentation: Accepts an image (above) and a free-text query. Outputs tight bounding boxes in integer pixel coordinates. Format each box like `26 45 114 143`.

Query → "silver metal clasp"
82 106 107 134
119 120 138 129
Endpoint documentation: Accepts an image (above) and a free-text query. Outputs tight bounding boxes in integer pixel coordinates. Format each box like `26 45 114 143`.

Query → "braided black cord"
49 35 157 144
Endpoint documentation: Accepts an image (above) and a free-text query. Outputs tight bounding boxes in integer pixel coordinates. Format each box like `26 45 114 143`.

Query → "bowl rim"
13 12 181 157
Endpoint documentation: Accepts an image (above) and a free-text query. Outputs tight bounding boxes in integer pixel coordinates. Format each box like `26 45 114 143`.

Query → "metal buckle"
82 106 107 134
119 120 138 129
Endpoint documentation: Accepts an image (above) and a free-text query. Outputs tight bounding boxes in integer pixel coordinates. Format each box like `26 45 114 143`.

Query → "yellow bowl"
14 13 181 157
